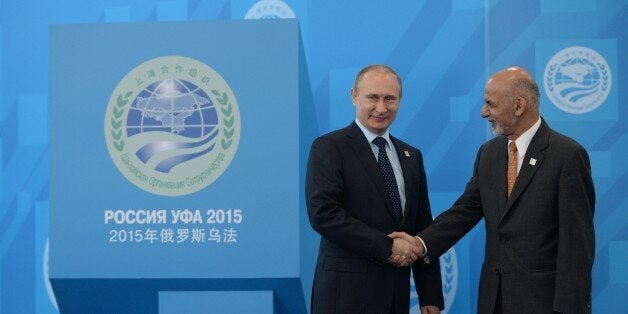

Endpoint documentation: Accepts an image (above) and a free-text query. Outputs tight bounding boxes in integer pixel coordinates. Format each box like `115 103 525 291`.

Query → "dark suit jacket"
419 119 595 314
306 122 444 314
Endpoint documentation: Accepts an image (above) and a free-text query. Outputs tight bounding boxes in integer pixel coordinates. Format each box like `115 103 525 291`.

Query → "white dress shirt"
509 117 542 172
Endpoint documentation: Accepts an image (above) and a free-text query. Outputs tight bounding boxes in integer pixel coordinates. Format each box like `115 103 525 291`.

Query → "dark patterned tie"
373 137 402 224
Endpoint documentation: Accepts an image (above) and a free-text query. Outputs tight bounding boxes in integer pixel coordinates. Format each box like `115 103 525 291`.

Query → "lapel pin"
404 150 410 157
529 158 537 166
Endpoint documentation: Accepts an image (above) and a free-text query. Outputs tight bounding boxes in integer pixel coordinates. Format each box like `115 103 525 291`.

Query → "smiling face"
351 68 401 135
481 67 541 140
482 77 520 138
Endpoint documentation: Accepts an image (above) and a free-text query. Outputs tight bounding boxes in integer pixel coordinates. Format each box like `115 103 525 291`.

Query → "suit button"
494 269 500 275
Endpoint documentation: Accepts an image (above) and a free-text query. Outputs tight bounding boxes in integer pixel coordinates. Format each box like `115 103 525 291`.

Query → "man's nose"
375 100 387 112
480 104 489 118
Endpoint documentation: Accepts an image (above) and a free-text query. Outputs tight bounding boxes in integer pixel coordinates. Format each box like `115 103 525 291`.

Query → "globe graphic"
554 58 601 103
259 14 281 19
127 78 218 138
125 78 220 173
556 58 599 85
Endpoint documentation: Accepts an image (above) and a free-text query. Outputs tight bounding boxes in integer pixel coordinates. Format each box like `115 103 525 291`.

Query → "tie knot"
509 141 518 152
373 137 387 150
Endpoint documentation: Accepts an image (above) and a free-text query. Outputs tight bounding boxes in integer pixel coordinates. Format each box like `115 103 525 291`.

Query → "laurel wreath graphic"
212 90 235 150
111 91 132 152
546 64 557 92
410 248 456 311
599 63 609 92
442 250 455 294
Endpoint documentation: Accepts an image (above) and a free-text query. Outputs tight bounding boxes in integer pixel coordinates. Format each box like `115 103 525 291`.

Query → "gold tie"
507 141 518 198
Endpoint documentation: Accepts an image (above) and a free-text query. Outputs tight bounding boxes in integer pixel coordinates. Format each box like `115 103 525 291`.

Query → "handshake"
387 231 426 267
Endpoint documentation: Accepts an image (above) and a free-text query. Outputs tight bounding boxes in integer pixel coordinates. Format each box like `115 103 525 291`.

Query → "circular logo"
410 247 458 313
543 46 611 114
104 56 241 196
244 0 296 19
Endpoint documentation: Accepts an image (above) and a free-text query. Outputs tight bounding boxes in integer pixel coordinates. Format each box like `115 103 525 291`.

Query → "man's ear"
514 96 527 116
350 88 358 106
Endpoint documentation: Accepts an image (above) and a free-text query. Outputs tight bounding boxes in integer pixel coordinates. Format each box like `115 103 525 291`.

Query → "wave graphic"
135 127 219 173
556 81 600 103
155 142 215 173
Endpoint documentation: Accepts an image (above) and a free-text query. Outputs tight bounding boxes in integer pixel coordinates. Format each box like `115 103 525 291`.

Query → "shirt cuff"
415 236 431 264
414 236 427 255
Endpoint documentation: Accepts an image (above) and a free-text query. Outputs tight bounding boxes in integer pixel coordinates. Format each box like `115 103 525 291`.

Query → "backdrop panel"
49 19 314 313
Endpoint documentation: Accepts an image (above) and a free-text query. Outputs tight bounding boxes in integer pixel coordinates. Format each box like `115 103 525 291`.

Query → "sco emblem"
544 46 611 114
104 56 240 196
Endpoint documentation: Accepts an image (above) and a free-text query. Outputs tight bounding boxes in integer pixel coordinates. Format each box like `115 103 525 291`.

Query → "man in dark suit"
391 67 595 313
306 65 444 314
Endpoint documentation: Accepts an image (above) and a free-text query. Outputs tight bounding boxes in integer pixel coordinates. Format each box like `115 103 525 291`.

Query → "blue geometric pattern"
1 0 626 313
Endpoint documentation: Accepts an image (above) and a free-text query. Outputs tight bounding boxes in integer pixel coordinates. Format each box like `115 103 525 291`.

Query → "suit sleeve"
419 145 485 259
553 147 595 313
306 137 393 264
411 149 445 310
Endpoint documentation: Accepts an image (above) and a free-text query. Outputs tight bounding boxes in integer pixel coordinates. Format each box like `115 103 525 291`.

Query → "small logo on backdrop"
544 46 611 114
410 247 458 313
104 56 241 196
245 0 296 19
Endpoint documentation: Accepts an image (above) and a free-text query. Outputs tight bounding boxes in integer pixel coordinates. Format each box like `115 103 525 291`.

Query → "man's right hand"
387 232 426 267
388 237 419 267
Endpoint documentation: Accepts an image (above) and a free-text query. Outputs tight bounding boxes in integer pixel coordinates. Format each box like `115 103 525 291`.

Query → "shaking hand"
387 231 425 267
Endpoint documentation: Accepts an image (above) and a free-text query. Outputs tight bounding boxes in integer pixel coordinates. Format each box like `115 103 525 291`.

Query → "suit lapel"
490 137 509 215
345 123 396 222
501 120 550 220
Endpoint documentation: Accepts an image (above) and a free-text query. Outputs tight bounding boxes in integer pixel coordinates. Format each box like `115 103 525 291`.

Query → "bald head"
487 67 540 113
482 67 541 140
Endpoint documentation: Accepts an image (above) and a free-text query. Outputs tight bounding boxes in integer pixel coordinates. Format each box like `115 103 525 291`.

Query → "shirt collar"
355 118 393 148
510 117 542 158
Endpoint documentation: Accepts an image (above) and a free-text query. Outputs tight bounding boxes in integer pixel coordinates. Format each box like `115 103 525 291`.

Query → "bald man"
391 67 595 314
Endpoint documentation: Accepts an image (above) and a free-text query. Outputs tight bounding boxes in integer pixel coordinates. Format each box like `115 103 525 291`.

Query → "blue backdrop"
0 0 626 313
